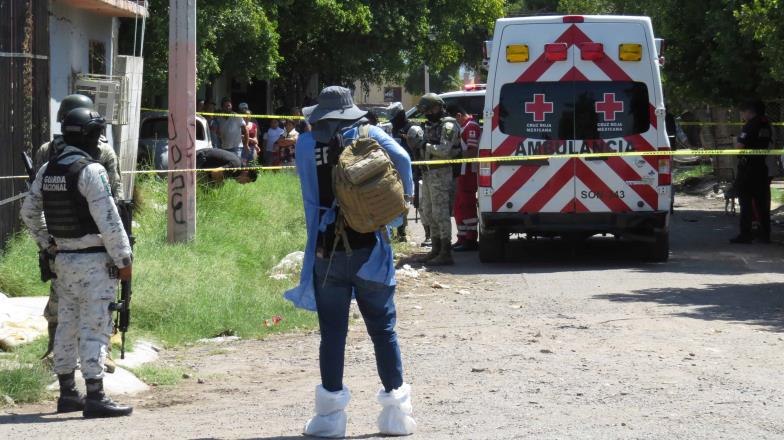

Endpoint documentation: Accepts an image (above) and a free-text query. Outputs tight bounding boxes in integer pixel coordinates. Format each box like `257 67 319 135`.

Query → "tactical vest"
423 116 462 168
42 150 100 238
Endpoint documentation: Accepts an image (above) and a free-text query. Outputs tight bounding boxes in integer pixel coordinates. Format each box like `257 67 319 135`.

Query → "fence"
0 0 49 249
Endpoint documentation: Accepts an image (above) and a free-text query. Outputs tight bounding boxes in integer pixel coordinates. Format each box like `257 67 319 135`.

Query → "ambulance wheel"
479 230 507 263
648 231 669 262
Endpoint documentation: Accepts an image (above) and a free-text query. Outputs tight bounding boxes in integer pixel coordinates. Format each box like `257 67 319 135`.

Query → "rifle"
111 200 135 359
21 152 57 282
413 171 420 223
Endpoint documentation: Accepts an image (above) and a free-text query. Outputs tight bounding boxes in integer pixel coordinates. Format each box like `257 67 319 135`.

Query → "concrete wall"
49 1 118 142
353 81 417 110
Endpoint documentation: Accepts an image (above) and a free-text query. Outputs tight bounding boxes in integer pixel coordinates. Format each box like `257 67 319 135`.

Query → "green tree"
141 0 281 104
736 0 784 85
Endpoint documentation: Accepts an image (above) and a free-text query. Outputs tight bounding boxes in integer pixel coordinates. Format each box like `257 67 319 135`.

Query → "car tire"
479 229 507 263
648 230 669 262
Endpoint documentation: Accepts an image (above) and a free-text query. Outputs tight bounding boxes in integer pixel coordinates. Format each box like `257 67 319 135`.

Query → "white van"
478 15 671 262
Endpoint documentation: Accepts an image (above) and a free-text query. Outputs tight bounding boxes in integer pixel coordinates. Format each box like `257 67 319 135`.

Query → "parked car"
405 86 486 122
138 113 212 169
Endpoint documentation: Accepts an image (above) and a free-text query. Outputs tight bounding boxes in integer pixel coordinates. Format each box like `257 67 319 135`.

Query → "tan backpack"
333 124 407 236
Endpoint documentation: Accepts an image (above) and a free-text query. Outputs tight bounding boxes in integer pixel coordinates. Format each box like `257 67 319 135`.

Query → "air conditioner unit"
73 74 129 125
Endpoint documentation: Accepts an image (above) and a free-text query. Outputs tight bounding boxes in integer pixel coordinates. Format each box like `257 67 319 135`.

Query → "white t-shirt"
218 115 246 150
264 127 285 152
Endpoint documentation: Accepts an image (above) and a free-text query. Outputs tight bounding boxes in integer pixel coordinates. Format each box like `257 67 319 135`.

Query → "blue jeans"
314 248 404 393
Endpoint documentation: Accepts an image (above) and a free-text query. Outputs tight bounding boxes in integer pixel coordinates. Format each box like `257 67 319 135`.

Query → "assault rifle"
21 151 57 282
111 200 134 359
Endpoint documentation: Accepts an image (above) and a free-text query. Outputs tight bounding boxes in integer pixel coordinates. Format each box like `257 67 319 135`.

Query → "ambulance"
478 15 671 262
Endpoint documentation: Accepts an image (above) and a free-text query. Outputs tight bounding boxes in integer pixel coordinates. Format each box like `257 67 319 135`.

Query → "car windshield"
498 81 650 140
407 94 485 121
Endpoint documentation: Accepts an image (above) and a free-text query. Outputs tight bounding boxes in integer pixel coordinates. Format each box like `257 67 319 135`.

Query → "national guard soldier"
21 108 133 418
731 100 772 244
34 94 124 362
413 93 461 265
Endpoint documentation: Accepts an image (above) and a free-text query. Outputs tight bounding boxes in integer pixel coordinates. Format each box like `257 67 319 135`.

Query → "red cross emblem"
524 94 554 122
595 93 624 121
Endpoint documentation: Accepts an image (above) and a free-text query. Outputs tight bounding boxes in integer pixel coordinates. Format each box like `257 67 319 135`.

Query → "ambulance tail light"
563 15 584 23
545 43 568 62
658 157 671 186
580 42 604 61
619 44 643 61
479 148 493 188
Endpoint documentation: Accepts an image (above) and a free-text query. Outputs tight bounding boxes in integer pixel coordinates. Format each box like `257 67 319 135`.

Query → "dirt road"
2 195 783 439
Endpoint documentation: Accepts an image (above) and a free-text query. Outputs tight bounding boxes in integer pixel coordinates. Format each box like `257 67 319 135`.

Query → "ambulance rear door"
570 19 667 214
489 19 578 216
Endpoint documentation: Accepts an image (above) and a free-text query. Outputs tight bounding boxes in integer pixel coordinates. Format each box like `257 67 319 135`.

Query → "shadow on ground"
406 209 783 278
594 282 784 332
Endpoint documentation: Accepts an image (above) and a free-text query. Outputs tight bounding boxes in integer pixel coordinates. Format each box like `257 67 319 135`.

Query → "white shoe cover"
376 383 416 436
303 385 351 438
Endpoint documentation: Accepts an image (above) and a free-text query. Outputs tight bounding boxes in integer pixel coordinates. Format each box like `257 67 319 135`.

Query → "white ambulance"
478 15 671 262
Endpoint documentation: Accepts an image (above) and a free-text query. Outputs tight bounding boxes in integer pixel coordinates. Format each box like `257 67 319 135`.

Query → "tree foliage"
142 0 281 101
141 0 502 106
139 0 784 108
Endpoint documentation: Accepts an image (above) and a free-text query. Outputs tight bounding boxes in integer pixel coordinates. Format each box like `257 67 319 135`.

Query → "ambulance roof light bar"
545 43 568 62
580 42 604 61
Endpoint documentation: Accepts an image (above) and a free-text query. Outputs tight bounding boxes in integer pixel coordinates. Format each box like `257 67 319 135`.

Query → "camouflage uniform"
421 117 460 241
34 135 123 325
21 146 132 380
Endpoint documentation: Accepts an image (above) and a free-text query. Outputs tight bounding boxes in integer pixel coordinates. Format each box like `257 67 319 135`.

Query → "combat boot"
427 239 454 266
83 379 133 418
57 372 85 413
417 237 441 263
420 226 432 247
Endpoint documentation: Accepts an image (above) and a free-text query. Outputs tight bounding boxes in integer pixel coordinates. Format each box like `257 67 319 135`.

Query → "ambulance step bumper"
481 211 668 235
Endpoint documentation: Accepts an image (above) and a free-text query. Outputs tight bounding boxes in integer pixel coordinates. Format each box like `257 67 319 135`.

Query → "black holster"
39 250 56 282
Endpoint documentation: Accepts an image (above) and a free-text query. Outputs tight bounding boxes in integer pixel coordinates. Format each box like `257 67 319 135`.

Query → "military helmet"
61 108 106 148
417 93 445 113
406 125 425 149
57 94 95 123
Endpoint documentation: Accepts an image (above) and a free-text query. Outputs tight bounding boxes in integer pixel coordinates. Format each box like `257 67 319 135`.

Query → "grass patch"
0 233 49 297
772 187 784 204
0 338 53 405
131 364 186 387
673 163 713 185
0 173 317 347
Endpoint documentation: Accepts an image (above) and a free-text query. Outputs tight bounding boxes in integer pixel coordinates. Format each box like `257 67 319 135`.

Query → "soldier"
34 94 124 364
386 102 414 243
21 108 134 418
413 93 461 265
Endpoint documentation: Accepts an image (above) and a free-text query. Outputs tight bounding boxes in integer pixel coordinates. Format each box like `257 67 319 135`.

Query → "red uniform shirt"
460 116 481 174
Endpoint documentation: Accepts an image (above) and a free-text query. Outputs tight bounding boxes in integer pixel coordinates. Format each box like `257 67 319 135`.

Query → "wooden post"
167 0 196 243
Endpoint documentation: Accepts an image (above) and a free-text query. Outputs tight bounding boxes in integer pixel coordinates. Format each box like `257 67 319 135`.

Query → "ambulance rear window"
498 81 651 140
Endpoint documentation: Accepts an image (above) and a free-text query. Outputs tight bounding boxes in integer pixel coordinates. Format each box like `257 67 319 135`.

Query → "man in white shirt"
262 118 285 165
217 97 248 158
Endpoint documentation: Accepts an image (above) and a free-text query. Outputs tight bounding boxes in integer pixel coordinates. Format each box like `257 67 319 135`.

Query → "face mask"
426 112 441 123
82 131 102 160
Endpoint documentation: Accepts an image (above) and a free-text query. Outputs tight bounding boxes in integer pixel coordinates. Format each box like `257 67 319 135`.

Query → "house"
0 0 147 248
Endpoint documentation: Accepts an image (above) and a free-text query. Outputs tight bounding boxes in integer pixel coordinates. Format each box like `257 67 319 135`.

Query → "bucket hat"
307 86 367 124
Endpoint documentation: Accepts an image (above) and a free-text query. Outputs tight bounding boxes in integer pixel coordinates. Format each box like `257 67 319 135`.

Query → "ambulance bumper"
480 211 669 234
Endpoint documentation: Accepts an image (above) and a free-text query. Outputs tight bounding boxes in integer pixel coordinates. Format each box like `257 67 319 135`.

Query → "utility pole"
167 0 197 243
424 65 430 94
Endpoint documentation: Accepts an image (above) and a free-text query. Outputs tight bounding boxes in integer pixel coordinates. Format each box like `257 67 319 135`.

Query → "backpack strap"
358 123 370 139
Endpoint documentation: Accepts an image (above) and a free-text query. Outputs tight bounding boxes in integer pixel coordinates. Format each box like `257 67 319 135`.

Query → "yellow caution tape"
1 148 781 180
679 121 784 127
412 148 784 166
141 107 305 120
